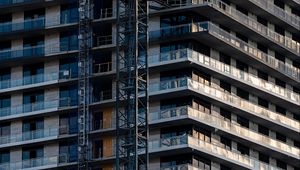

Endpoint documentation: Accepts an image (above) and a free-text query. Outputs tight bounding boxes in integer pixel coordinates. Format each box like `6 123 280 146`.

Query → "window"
59 141 77 163
60 30 78 51
236 32 248 42
0 68 10 89
257 70 268 81
276 160 287 170
276 105 286 115
22 146 43 168
60 85 78 106
258 97 268 108
23 90 44 112
0 151 10 164
0 96 10 116
237 115 249 128
59 57 78 78
236 60 248 72
275 78 285 88
0 123 10 142
61 3 78 24
160 14 191 37
276 132 286 143
92 111 103 130
24 8 45 29
237 143 249 156
275 52 285 63
0 14 12 32
236 88 249 100
221 136 231 149
220 80 231 93
23 63 44 84
259 152 269 164
93 140 103 159
220 164 231 170
236 5 248 15
23 36 44 57
59 113 78 134
257 44 268 54
258 124 269 136
220 108 231 120
22 119 44 140
257 16 267 26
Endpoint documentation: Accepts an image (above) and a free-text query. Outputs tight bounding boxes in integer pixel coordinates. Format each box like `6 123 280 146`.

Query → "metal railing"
248 0 300 29
0 97 72 118
94 8 114 19
93 62 113 73
96 35 113 47
151 106 300 157
0 127 60 146
149 77 300 131
92 90 113 102
149 48 300 103
151 0 300 54
150 21 300 80
149 135 282 170
0 41 78 61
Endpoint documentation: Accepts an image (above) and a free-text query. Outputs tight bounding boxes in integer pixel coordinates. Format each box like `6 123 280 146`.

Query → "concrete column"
45 87 59 102
45 59 59 76
250 149 259 159
269 130 276 139
11 94 22 108
268 49 275 57
210 48 219 60
44 143 59 160
248 66 257 76
149 129 160 141
10 149 22 168
269 103 276 112
10 120 22 135
149 158 160 170
44 115 59 129
249 94 257 104
11 39 23 51
12 12 23 23
211 133 220 144
249 121 258 132
112 23 117 45
149 16 160 31
45 5 60 27
270 157 276 166
211 161 220 170
211 77 220 89
111 51 116 71
45 33 59 55
211 105 220 117
11 66 23 83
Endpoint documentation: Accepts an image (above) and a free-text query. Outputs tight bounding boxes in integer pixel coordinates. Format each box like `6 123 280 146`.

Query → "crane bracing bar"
78 0 92 169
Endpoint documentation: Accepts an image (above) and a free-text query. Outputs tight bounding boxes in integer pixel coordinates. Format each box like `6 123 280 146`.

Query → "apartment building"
0 0 299 170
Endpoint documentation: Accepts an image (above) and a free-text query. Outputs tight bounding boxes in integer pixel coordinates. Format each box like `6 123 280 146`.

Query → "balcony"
95 35 113 47
160 164 211 170
151 0 300 55
149 49 300 106
149 135 280 170
237 0 300 29
92 90 113 103
149 77 300 133
150 22 300 83
0 154 72 170
150 106 300 159
94 8 115 20
0 97 73 120
93 62 113 74
0 41 78 63
0 127 60 148
0 71 74 93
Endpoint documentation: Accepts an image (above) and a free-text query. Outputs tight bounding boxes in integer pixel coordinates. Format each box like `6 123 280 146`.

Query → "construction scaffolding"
115 0 149 169
78 0 92 169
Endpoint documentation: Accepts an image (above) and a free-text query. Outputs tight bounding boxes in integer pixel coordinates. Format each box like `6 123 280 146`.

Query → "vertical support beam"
116 0 149 169
78 0 92 169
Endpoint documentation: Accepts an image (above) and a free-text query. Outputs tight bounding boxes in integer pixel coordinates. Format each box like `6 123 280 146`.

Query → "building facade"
0 0 299 170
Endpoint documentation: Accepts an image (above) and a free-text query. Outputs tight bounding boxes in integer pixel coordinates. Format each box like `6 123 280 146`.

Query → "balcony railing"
0 127 60 146
0 97 72 118
0 71 75 90
151 106 300 158
0 41 78 61
149 48 300 104
94 8 114 20
93 62 113 74
92 90 113 103
149 135 281 170
0 154 72 170
92 118 116 131
161 164 211 170
248 0 300 29
149 77 300 131
150 22 300 81
151 0 300 54
95 35 113 47
0 15 79 34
